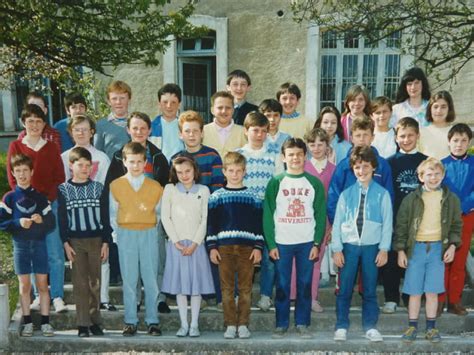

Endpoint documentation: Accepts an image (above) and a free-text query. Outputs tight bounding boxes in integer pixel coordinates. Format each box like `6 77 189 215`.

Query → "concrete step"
29 304 474 334
62 283 474 308
8 327 474 354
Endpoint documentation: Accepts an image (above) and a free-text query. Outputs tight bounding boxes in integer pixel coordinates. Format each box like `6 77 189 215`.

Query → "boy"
394 158 462 343
263 138 326 339
175 110 224 192
370 96 397 158
18 92 62 152
110 142 164 336
149 83 185 162
94 81 132 159
7 104 67 313
259 99 291 153
276 83 312 139
236 112 282 312
0 154 55 337
105 112 169 313
331 146 392 342
327 117 393 225
226 70 258 125
439 123 474 316
54 92 88 152
206 152 264 339
58 147 112 337
203 91 246 158
381 117 427 313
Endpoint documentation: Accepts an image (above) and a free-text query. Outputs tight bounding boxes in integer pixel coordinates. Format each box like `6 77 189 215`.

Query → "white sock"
176 294 188 329
190 295 201 328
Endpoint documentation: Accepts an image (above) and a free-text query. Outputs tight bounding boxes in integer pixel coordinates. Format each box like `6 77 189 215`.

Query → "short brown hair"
349 146 378 170
343 85 370 116
351 116 374 134
426 90 456 123
395 117 420 135
169 154 200 184
10 154 33 170
68 114 96 133
281 137 307 156
223 151 246 170
304 128 330 145
21 104 47 123
276 82 301 100
243 111 269 130
127 112 151 129
448 123 472 141
178 110 204 131
107 80 132 99
370 96 392 114
211 91 234 107
69 146 92 164
417 157 445 177
122 141 146 160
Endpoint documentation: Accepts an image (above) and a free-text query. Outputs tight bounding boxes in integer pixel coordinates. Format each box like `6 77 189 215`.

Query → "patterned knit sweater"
58 180 112 243
206 187 264 251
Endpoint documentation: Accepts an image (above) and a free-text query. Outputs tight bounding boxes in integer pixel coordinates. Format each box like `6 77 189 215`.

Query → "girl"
289 128 336 312
340 85 371 142
314 106 351 164
392 67 431 127
161 155 214 337
419 91 456 159
370 97 397 158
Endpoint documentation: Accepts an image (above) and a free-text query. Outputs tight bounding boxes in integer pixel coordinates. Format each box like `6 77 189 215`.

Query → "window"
320 30 402 112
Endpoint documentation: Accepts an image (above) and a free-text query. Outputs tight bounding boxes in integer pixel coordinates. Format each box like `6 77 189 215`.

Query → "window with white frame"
319 30 402 112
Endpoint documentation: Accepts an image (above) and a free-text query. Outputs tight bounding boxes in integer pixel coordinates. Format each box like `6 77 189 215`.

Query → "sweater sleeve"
192 186 210 245
57 186 69 243
393 194 411 252
448 193 463 247
379 191 393 251
210 154 224 192
330 192 346 253
161 185 180 243
206 193 219 251
263 177 279 250
311 176 327 245
251 198 264 251
99 185 112 244
153 151 170 188
327 164 345 224
0 194 22 232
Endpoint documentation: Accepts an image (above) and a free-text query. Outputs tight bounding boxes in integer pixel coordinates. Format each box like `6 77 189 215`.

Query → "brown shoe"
436 302 444 317
447 303 468 316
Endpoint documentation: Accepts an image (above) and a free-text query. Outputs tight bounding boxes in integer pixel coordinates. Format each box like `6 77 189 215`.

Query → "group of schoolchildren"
0 67 472 344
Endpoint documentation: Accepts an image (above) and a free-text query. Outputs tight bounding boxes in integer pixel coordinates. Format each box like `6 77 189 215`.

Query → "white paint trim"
305 24 320 121
162 15 228 90
1 86 18 132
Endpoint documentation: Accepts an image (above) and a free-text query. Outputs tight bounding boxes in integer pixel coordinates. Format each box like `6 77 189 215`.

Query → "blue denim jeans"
274 242 314 329
33 200 65 299
336 243 379 331
117 226 159 326
260 246 275 297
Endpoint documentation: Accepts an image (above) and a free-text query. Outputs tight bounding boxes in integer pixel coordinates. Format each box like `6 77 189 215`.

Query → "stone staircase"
7 268 474 354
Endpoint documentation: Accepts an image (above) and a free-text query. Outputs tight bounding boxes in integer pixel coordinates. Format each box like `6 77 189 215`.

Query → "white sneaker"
382 302 397 314
311 300 324 313
41 323 55 337
334 328 347 341
224 325 237 339
257 295 272 312
238 325 251 338
30 297 40 311
21 323 34 337
53 297 67 313
365 328 383 342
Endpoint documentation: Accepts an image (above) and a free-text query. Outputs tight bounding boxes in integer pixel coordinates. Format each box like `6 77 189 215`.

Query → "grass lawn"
0 152 19 314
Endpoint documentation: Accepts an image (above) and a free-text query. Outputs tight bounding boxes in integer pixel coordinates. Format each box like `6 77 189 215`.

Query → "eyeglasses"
24 119 45 126
72 128 91 133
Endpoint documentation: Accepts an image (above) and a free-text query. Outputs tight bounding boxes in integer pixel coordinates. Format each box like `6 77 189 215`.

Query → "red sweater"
7 139 65 201
18 125 62 153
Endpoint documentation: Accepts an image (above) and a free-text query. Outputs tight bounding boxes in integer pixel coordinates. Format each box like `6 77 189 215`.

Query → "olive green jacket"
393 186 462 259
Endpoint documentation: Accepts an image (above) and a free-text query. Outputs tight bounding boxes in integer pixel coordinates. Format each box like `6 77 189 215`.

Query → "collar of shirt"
234 101 246 109
126 174 145 192
310 157 327 173
214 119 234 145
399 148 419 154
281 112 300 119
107 112 128 127
21 136 47 151
176 182 199 194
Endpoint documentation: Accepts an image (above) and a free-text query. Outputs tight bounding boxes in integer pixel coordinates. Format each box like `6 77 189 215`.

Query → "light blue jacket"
331 180 392 252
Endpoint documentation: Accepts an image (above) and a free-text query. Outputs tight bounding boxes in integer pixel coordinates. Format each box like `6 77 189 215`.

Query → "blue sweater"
442 154 474 215
327 146 393 224
58 179 112 243
0 186 54 241
53 117 74 152
206 187 264 251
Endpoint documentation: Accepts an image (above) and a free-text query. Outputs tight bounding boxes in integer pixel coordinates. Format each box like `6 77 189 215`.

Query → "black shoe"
136 303 141 312
100 303 117 311
78 326 89 338
122 324 137 337
147 324 162 336
158 301 171 314
89 324 104 336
